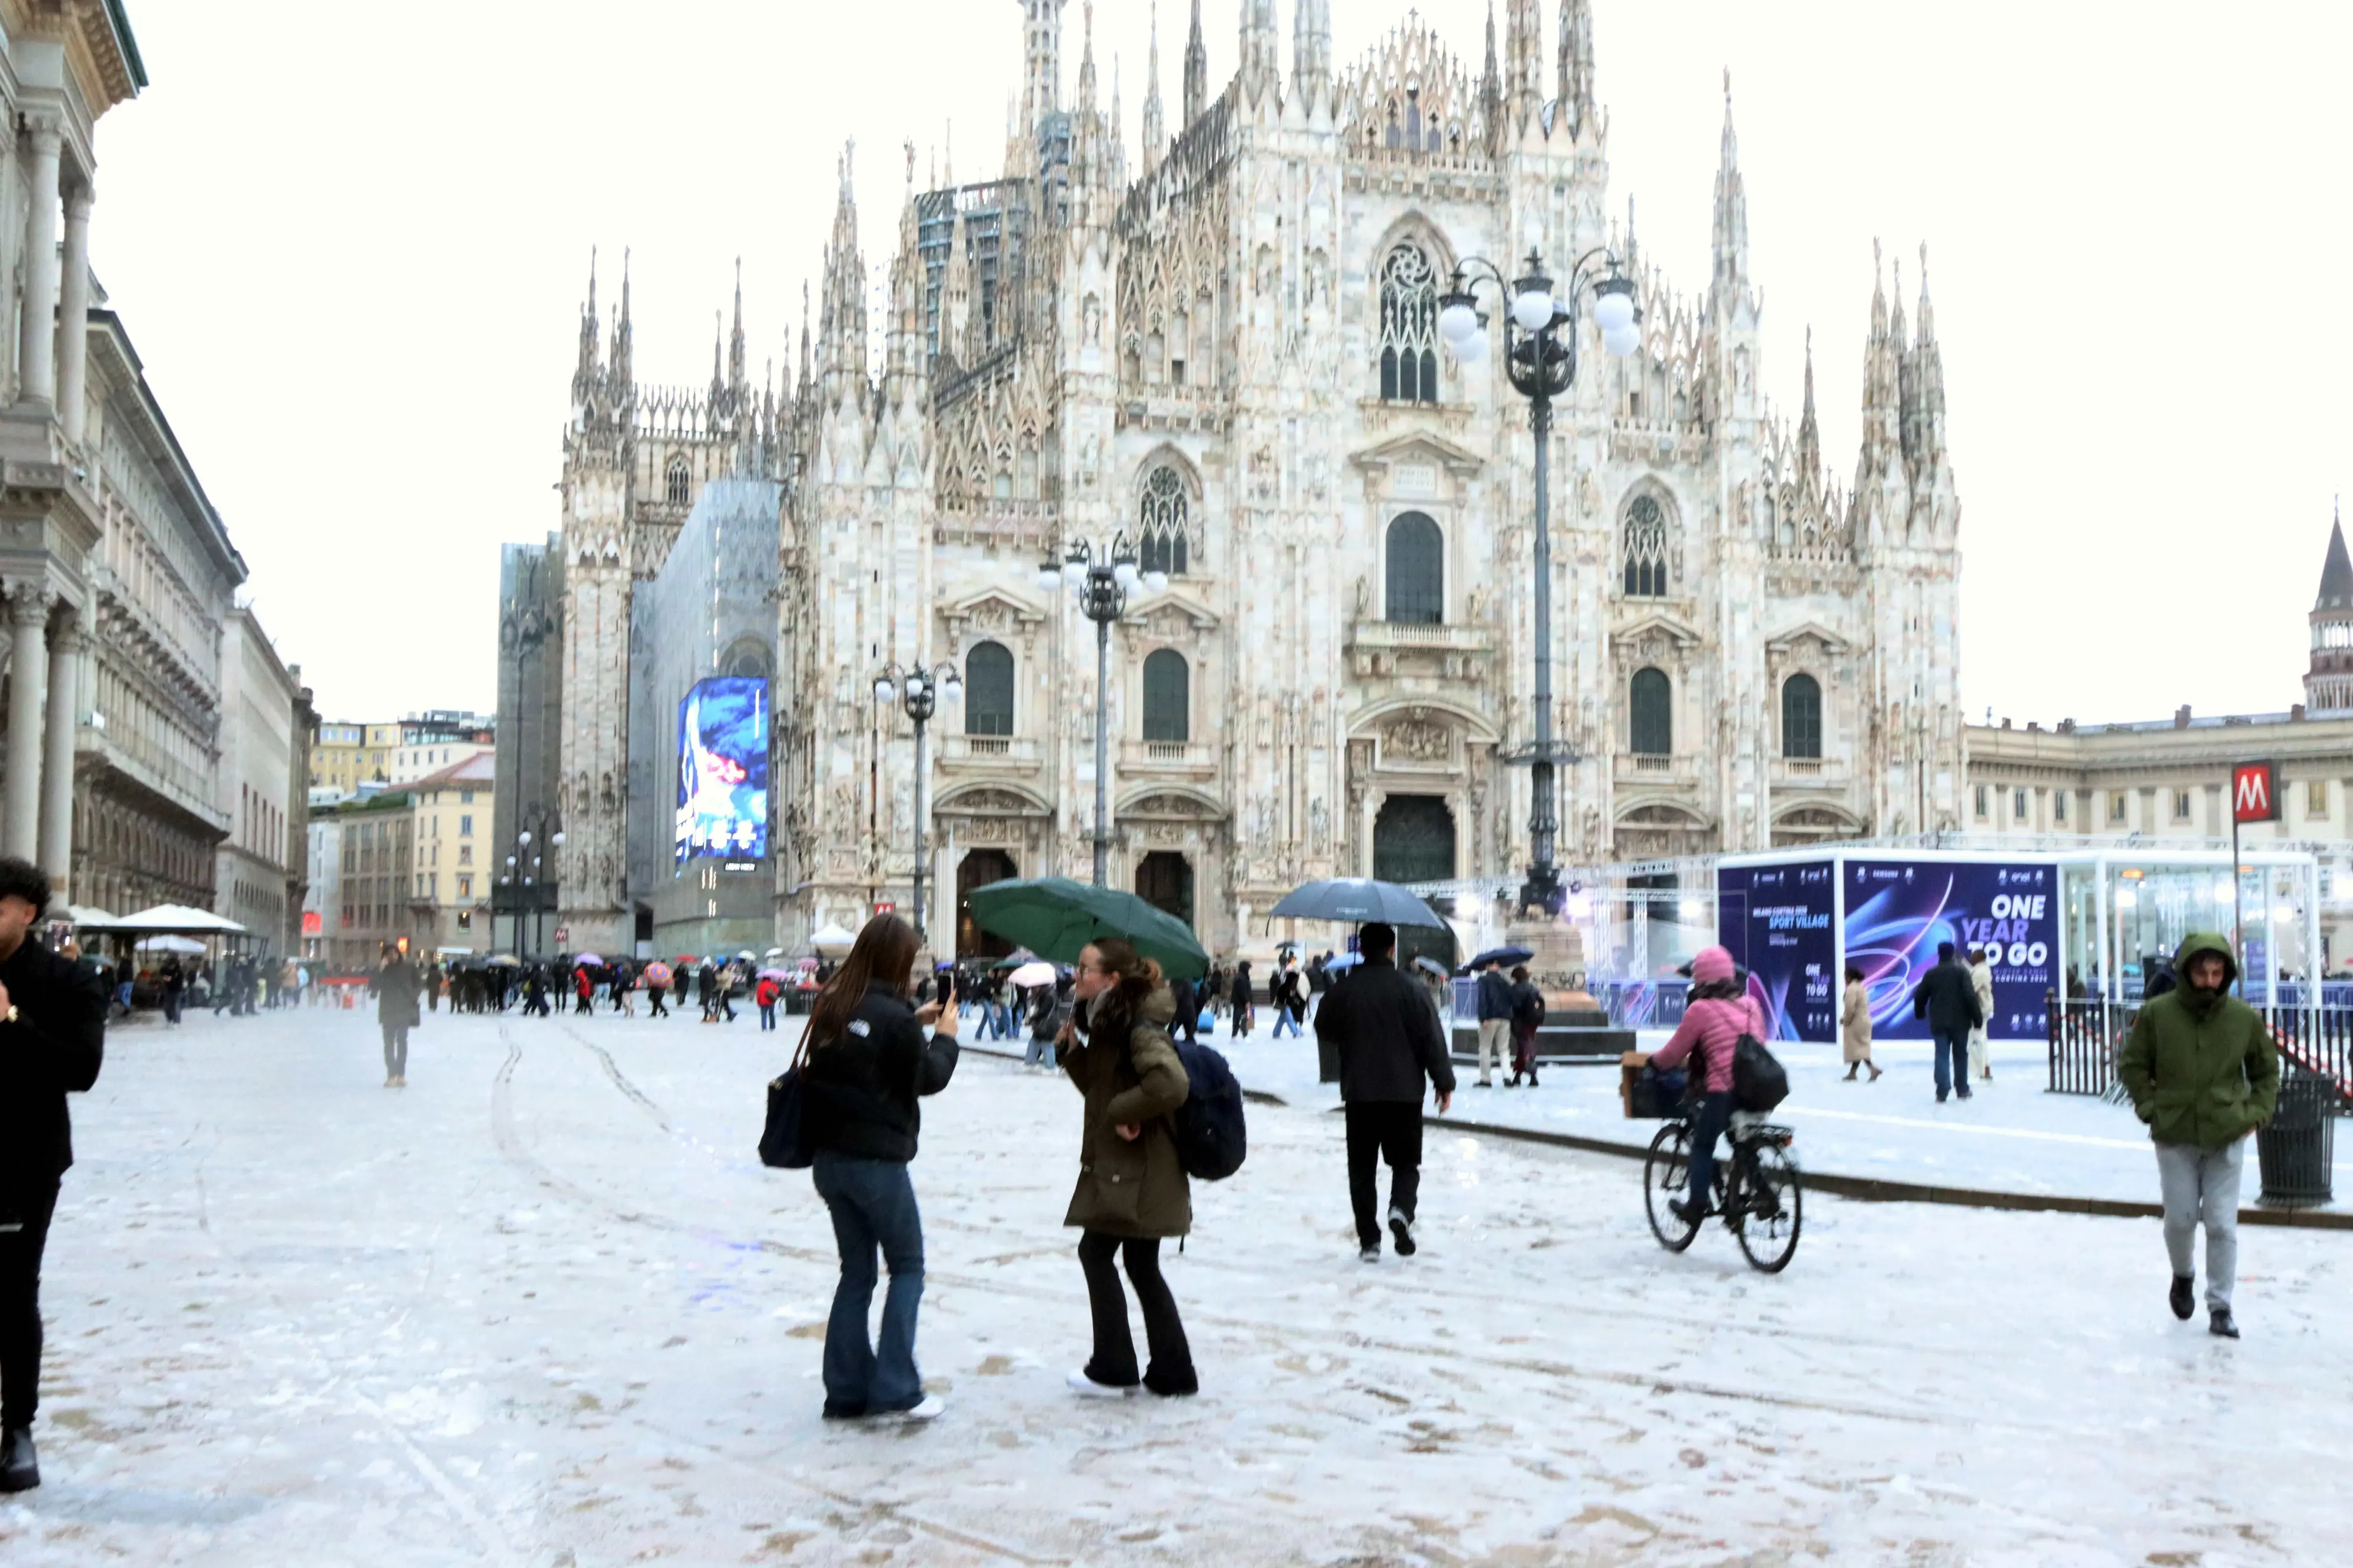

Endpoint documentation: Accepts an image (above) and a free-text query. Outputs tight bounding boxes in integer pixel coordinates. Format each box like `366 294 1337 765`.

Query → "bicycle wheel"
1644 1123 1702 1252
1733 1141 1803 1273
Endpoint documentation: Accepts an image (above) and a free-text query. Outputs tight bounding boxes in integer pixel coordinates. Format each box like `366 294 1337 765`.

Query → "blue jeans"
1272 1006 1300 1038
1023 1030 1056 1067
1933 1029 1971 1099
1684 1090 1735 1213
759 1002 776 1030
809 1152 926 1414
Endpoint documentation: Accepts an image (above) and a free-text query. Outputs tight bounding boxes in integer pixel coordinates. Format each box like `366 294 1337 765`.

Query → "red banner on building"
2232 761 2280 824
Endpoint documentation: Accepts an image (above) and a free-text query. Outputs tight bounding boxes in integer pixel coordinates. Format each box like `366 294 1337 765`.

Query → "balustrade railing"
2047 994 2127 1097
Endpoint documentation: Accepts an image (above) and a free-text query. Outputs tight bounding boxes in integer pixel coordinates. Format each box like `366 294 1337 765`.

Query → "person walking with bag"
798 915 959 1419
1841 965 1882 1081
1473 956 1514 1087
2117 932 2277 1339
1967 946 1996 1082
1648 946 1765 1226
1506 965 1545 1087
371 947 421 1087
1909 941 1983 1103
1058 938 1197 1399
0 856 106 1492
1314 922 1453 1263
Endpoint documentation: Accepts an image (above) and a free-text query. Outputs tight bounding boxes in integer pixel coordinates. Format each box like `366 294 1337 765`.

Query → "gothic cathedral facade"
549 1 1965 959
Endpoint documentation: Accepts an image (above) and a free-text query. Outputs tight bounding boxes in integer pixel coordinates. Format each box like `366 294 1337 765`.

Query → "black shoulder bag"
758 1035 816 1169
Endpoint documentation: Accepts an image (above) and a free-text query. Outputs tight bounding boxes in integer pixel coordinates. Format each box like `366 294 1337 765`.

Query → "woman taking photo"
1058 939 1197 1398
799 915 959 1421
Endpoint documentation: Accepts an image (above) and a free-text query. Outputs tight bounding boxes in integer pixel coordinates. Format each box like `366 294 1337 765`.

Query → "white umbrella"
135 934 206 956
115 903 248 935
1008 960 1057 987
808 922 857 958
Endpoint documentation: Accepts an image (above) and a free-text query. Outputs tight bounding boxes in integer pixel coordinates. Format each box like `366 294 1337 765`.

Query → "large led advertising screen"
1844 859 2055 1040
675 677 769 863
1718 859 1838 1043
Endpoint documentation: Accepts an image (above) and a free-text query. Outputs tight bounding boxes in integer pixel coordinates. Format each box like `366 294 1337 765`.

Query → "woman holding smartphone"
798 915 960 1421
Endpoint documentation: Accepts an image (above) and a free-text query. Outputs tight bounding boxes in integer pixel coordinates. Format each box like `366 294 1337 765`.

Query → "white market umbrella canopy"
135 934 207 956
808 923 858 958
63 905 119 927
116 904 247 935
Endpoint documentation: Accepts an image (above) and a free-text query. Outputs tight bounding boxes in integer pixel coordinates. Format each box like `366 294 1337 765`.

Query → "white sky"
91 1 2351 726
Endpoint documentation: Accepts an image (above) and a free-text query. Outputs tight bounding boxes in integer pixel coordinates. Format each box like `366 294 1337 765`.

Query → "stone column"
4 584 51 859
16 122 60 408
56 185 91 443
39 614 82 893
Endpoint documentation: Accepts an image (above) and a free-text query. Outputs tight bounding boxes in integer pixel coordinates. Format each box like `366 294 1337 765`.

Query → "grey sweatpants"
2155 1139 2244 1312
382 1025 410 1080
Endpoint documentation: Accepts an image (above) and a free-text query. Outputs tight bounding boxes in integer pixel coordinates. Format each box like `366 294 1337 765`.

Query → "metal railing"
2047 994 2128 1097
2268 1007 2353 1100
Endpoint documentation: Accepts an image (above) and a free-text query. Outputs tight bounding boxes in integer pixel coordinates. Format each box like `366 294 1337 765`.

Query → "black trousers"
1077 1231 1194 1392
1346 1101 1424 1248
1 1180 61 1430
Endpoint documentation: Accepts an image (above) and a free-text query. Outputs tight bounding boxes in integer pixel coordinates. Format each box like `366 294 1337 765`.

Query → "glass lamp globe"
552 832 565 846
941 673 963 702
1142 569 1169 595
874 676 896 703
1036 562 1062 591
1602 323 1642 358
1453 332 1490 365
518 830 532 846
1592 283 1637 333
1438 300 1480 345
1114 561 1141 592
1511 289 1555 332
1062 559 1088 589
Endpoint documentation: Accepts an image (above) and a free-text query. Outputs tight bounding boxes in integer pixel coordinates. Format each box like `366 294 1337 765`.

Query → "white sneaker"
885 1394 944 1421
1066 1369 1138 1398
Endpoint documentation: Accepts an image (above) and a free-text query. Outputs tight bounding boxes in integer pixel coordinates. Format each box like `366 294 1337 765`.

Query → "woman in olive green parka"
1058 938 1196 1397
2117 932 2277 1338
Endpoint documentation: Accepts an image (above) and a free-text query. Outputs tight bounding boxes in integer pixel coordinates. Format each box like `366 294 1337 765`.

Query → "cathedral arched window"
965 641 1015 737
665 456 690 506
1378 243 1440 404
1622 494 1669 598
1782 674 1822 760
1385 512 1444 625
1142 649 1190 743
1139 466 1191 576
1630 668 1672 756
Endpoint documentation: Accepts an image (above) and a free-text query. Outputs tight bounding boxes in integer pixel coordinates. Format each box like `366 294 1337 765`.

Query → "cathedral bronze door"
1373 795 1458 972
1135 852 1195 930
956 849 1018 959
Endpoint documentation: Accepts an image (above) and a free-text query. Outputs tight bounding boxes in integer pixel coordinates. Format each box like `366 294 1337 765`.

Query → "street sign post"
2231 762 2280 997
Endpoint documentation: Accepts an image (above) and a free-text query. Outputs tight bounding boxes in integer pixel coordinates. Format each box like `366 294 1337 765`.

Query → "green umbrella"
966 878 1209 980
988 949 1037 970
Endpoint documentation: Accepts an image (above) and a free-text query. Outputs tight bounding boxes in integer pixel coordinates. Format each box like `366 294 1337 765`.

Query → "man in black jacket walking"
1911 940 1985 1104
1314 923 1455 1263
0 857 106 1492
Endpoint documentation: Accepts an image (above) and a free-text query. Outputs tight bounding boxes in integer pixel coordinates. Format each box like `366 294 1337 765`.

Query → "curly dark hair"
0 856 51 919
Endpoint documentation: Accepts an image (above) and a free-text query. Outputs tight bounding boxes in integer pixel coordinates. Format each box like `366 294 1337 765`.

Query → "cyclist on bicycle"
1649 945 1764 1226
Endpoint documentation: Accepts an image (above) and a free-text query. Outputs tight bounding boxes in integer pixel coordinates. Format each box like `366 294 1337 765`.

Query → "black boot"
2169 1274 2195 1322
2209 1307 2240 1340
0 1425 37 1492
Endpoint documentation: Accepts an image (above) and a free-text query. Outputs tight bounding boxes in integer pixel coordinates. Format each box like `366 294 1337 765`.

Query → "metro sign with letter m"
2232 761 2281 824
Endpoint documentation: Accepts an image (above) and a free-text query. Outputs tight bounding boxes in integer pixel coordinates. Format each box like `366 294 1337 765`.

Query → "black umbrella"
1267 878 1448 930
1464 945 1535 972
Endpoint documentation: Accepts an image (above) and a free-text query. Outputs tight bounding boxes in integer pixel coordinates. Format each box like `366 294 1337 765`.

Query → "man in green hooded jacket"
2117 932 2278 1339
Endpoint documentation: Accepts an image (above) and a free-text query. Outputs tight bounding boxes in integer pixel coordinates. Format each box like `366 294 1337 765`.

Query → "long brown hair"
808 914 921 1047
1084 936 1163 1045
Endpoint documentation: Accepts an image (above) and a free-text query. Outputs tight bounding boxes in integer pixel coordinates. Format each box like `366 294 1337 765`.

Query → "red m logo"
2232 762 2279 824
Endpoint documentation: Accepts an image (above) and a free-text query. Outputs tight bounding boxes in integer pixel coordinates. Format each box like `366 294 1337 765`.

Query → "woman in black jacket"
799 915 959 1421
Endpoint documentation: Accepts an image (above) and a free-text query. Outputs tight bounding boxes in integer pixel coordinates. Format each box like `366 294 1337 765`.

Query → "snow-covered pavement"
7 1005 2351 1566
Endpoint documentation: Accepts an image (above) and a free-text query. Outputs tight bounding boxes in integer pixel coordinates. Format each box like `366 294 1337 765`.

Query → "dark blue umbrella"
1464 945 1535 972
1267 878 1448 930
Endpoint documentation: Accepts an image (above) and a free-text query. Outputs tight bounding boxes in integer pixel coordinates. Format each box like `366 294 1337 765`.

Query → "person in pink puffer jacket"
1649 945 1765 1224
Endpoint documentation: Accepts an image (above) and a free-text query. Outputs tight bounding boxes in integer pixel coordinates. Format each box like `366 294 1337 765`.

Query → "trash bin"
2257 1069 2337 1207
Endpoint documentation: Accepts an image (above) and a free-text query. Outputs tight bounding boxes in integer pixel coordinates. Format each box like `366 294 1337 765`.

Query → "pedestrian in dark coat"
0 857 106 1493
1168 973 1198 1045
1231 960 1254 1037
1909 941 1984 1103
799 915 959 1421
1506 965 1546 1086
1313 922 1455 1261
371 949 421 1087
1060 938 1196 1398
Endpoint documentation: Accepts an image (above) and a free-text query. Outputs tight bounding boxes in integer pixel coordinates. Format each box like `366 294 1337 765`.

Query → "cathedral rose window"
1379 243 1440 405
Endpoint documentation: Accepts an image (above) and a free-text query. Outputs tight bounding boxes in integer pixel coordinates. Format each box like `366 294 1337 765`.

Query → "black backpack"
1513 987 1548 1031
1732 1032 1789 1113
1167 1035 1248 1180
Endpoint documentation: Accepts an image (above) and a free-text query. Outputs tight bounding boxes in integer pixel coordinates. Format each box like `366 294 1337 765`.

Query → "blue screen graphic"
1844 859 2055 1040
675 677 769 863
1718 860 1838 1043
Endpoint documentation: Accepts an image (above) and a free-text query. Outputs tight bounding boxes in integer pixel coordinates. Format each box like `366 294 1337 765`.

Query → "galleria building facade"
529 0 1965 959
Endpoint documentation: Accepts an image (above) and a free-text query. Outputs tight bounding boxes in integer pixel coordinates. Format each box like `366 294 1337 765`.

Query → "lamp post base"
1515 865 1566 920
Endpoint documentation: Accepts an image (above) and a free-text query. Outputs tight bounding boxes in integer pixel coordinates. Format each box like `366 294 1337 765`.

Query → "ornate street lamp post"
871 660 962 945
1038 537 1168 888
1439 248 1641 915
499 811 564 958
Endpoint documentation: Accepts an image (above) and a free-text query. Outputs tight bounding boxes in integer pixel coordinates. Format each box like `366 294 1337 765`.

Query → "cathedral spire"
1915 242 1944 455
574 246 601 401
1505 0 1541 128
610 246 633 396
1020 0 1067 135
1293 0 1330 103
1182 0 1208 127
1141 4 1165 172
1480 4 1502 138
1558 0 1597 139
1075 0 1096 112
728 256 748 398
820 142 868 388
1239 0 1278 105
1797 326 1821 484
1710 71 1748 298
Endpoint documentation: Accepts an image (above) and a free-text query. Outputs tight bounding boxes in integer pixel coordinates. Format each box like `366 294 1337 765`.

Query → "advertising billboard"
675 677 769 863
1718 859 1838 1043
1844 859 2055 1040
